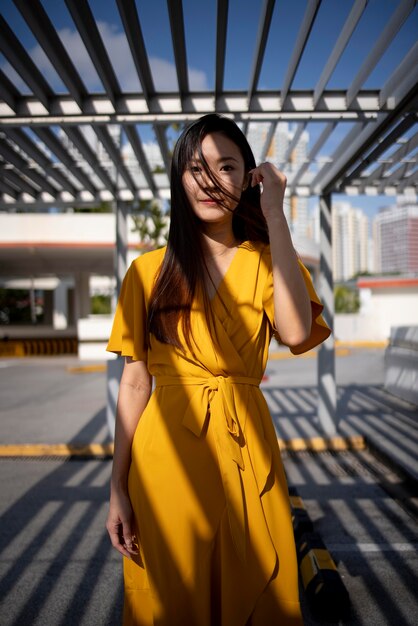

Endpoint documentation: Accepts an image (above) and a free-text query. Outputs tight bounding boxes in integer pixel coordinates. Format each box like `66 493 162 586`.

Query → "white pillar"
317 193 337 435
53 279 68 329
74 271 90 321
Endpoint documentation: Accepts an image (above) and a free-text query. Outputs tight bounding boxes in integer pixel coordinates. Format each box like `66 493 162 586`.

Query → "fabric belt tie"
155 374 261 562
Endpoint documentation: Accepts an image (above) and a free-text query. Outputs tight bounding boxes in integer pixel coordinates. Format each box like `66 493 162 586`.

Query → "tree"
334 285 360 313
131 199 169 249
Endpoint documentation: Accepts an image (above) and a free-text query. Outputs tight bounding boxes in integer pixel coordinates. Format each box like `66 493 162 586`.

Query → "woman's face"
182 132 247 225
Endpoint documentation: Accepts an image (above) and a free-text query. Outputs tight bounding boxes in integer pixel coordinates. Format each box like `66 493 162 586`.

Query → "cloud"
0 21 209 94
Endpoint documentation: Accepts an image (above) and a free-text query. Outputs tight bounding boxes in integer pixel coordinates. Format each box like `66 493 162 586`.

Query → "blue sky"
1 0 417 219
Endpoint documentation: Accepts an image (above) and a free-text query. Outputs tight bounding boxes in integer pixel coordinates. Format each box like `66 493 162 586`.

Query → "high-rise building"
245 122 309 238
331 201 370 281
373 203 418 274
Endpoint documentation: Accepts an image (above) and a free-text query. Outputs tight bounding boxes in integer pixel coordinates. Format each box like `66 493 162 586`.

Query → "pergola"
1 0 418 434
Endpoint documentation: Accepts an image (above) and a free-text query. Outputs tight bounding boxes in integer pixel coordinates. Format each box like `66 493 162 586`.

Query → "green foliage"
131 199 168 249
91 294 111 315
334 285 360 314
73 201 112 213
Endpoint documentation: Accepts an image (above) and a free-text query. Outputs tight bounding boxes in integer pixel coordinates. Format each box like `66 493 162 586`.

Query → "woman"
106 114 330 625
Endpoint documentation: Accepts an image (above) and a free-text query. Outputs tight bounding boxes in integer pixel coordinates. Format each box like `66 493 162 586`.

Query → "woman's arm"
250 163 312 347
106 356 152 558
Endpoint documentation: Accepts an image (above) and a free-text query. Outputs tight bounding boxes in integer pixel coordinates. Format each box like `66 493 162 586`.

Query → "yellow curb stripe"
67 365 107 373
0 443 114 457
278 435 366 452
335 340 387 348
0 436 365 458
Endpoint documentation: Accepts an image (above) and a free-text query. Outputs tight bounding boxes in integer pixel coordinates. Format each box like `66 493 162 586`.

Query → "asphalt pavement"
0 347 417 625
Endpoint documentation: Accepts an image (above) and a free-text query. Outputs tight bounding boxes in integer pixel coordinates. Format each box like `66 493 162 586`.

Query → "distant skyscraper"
332 202 370 281
373 203 418 274
246 122 308 238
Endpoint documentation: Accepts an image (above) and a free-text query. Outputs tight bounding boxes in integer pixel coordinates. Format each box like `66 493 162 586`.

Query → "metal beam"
346 0 416 106
357 161 390 193
167 0 189 98
397 165 418 192
65 0 122 107
0 141 60 196
94 126 136 196
318 81 418 193
14 0 88 108
0 176 18 199
280 0 321 105
153 124 172 181
377 161 410 191
290 122 336 188
0 15 54 110
62 126 115 191
309 122 368 192
282 122 307 164
32 127 98 195
379 40 418 109
259 121 278 162
0 69 20 111
358 130 418 192
2 167 38 197
313 0 368 107
247 0 275 102
215 0 229 98
116 0 156 105
341 113 417 188
123 125 158 196
0 90 385 124
2 127 82 194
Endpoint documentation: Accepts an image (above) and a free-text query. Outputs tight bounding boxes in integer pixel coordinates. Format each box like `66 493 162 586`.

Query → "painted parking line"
327 542 418 553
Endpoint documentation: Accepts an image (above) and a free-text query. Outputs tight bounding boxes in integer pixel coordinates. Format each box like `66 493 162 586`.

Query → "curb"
0 443 114 458
0 436 366 459
0 338 78 357
278 435 365 452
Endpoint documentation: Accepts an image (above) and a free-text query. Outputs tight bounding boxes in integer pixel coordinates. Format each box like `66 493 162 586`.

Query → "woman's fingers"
122 520 139 556
106 514 138 559
249 163 286 189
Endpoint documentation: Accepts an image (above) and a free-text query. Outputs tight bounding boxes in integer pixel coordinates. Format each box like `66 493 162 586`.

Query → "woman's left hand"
249 162 287 222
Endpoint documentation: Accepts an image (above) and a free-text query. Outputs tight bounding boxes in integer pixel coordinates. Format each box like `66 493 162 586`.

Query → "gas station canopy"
0 0 417 210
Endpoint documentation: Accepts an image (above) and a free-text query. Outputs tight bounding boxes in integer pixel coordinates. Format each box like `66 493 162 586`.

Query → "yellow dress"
107 241 330 626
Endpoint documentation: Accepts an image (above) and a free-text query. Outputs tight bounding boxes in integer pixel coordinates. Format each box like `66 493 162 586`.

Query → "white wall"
335 287 418 342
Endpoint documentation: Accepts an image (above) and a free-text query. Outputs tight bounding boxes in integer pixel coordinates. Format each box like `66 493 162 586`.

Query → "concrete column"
53 280 68 329
43 290 53 325
74 272 90 321
317 193 337 435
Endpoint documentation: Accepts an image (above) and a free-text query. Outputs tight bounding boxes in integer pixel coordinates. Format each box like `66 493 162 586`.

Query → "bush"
334 285 360 313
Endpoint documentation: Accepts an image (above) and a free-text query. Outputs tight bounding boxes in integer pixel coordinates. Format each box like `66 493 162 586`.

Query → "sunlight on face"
182 132 247 224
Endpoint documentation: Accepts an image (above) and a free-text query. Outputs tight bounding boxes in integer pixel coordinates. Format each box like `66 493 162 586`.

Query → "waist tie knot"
155 374 261 562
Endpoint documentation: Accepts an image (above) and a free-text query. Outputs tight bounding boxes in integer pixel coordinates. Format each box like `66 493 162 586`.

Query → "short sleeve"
106 261 148 361
263 258 331 355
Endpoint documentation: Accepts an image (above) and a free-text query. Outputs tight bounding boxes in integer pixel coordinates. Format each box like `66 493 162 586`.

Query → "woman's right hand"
106 489 139 559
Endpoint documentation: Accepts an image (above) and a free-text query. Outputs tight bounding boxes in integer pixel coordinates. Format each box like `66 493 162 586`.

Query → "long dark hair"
148 114 269 352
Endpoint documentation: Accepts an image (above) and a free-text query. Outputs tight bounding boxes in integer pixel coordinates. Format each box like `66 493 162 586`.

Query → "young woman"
106 114 330 625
